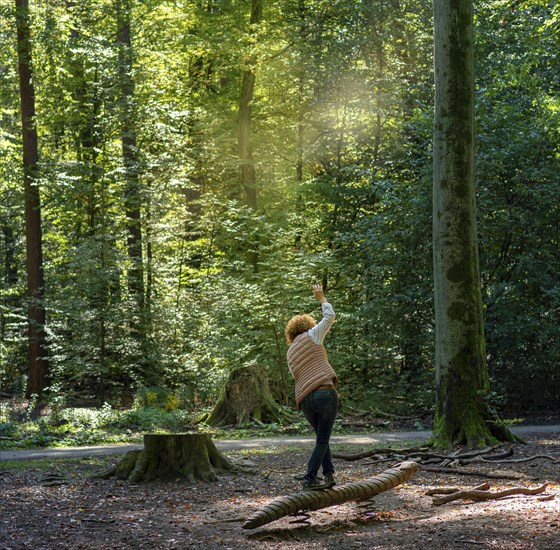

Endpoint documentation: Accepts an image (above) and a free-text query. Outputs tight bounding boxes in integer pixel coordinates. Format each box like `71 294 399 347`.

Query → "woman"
285 284 339 490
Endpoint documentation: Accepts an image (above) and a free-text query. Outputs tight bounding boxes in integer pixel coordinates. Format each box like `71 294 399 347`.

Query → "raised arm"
308 285 335 344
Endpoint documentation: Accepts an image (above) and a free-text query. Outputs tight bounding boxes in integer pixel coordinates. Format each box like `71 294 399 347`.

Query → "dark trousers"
300 388 338 483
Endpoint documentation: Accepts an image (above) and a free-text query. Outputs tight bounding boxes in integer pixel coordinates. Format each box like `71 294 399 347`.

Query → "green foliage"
475 0 560 413
0 0 557 420
133 386 184 412
0 421 18 438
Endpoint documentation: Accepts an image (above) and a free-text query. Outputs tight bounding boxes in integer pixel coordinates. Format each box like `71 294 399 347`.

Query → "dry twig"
426 482 490 496
536 493 556 502
432 482 548 506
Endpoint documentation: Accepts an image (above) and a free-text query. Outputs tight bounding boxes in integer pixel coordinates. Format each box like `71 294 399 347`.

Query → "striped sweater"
287 332 338 408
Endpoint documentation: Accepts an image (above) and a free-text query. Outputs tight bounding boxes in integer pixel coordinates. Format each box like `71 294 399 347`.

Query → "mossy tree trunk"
206 364 284 426
432 0 520 448
100 433 233 482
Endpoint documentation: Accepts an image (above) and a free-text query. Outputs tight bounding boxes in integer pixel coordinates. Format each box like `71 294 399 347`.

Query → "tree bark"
116 0 145 310
65 1 110 390
206 364 284 426
116 0 152 383
237 0 263 211
243 461 419 529
15 0 48 397
99 433 234 482
431 0 517 448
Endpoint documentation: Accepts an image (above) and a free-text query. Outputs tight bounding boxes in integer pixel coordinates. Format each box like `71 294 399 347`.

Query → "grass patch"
0 401 315 451
0 397 427 452
0 456 112 472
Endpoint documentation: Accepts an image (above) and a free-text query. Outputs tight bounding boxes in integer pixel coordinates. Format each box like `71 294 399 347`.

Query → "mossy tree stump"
206 364 285 426
100 433 234 482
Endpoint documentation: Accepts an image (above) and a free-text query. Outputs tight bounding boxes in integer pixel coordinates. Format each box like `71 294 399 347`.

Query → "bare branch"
433 483 549 506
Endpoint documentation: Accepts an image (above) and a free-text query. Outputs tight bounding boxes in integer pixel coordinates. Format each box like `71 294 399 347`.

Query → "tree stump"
206 364 285 426
99 433 234 482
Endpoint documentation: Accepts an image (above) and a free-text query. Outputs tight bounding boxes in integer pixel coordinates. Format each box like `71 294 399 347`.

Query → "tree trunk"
237 0 263 211
116 0 152 383
15 0 48 397
100 433 233 482
206 364 284 426
65 1 109 388
116 0 145 310
431 0 518 448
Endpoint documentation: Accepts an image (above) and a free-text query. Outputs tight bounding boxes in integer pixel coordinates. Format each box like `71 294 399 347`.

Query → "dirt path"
1 430 558 549
1 424 558 461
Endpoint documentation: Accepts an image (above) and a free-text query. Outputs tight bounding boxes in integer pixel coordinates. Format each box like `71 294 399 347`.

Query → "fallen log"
432 483 549 506
242 461 418 530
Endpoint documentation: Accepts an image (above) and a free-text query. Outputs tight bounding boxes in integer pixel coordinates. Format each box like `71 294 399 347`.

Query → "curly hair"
285 314 316 344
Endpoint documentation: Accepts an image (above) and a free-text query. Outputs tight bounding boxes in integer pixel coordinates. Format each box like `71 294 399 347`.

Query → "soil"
1 432 558 549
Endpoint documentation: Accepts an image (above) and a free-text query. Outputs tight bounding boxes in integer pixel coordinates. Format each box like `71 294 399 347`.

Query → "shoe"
302 479 332 491
323 473 336 488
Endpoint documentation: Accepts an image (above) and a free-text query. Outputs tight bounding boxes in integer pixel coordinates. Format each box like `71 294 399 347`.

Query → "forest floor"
1 430 559 549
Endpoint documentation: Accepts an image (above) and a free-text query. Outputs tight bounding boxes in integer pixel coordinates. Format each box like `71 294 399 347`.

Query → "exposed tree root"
333 441 552 483
97 433 234 482
332 445 431 461
480 454 560 464
419 465 523 480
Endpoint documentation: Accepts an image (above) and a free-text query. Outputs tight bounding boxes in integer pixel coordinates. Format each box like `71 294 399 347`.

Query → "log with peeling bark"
242 461 419 530
432 483 549 506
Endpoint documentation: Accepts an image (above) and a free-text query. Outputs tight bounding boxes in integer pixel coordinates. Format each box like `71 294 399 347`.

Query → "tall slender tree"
431 0 517 447
15 0 48 396
116 0 144 310
237 0 263 211
115 0 152 376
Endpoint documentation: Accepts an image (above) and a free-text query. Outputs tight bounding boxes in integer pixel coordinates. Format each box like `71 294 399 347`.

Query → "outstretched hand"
312 284 327 304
